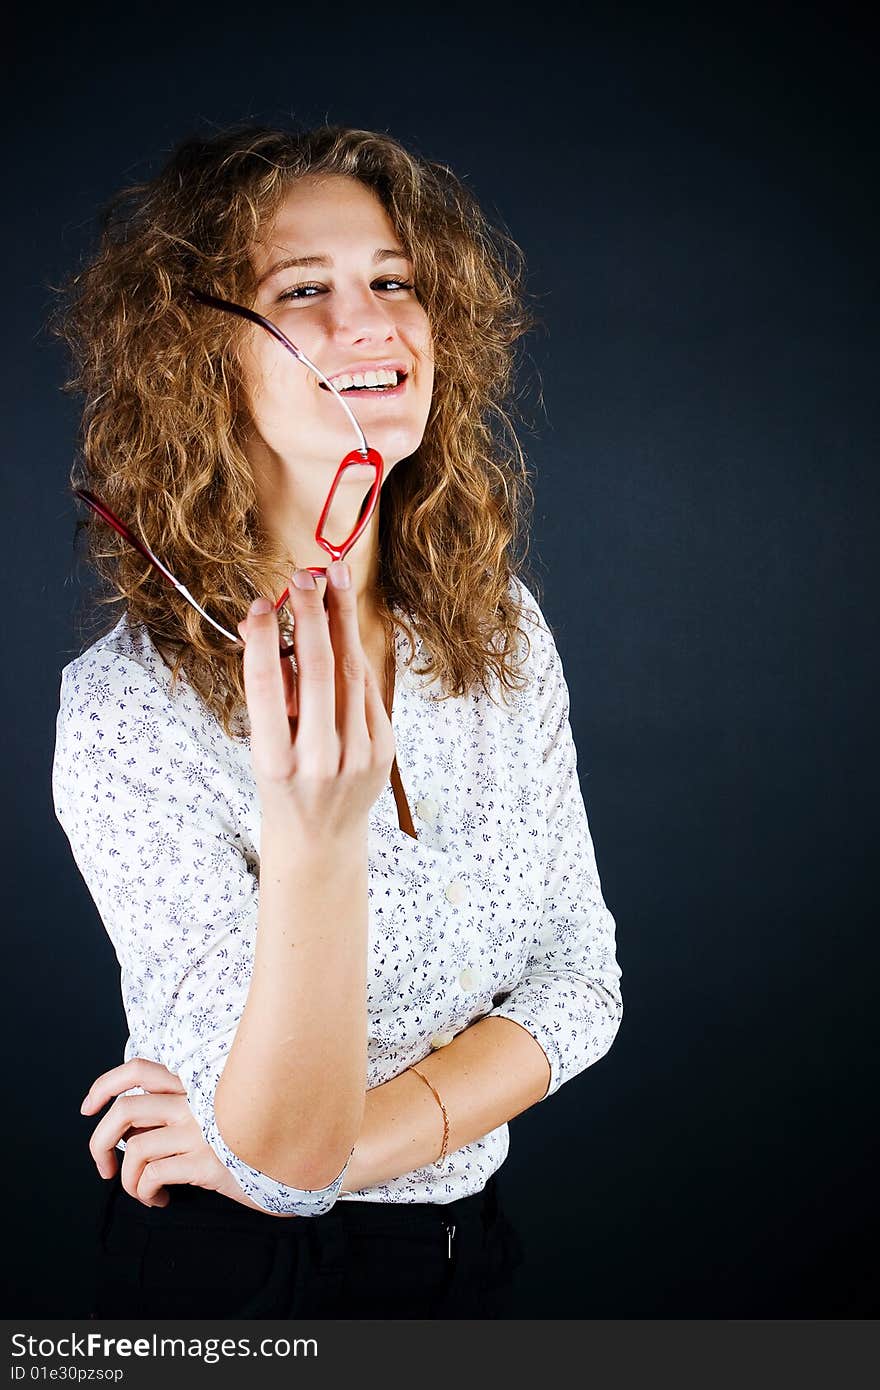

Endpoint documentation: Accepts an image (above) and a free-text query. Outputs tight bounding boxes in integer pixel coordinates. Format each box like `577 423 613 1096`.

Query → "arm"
483 579 623 1099
342 1015 550 1192
52 647 355 1216
213 812 367 1192
343 581 622 1193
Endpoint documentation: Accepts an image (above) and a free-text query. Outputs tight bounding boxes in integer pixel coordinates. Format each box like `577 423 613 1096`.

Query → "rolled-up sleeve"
486 582 623 1099
52 649 350 1216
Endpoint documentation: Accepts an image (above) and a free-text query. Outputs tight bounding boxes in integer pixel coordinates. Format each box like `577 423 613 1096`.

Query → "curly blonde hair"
51 121 547 739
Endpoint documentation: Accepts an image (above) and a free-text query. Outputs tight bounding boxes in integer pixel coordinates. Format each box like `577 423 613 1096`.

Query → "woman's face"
241 174 434 496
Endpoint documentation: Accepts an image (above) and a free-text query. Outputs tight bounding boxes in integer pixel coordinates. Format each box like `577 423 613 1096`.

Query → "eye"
277 277 416 303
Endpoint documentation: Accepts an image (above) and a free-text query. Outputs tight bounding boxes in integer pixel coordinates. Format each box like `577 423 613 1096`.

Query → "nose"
327 283 397 346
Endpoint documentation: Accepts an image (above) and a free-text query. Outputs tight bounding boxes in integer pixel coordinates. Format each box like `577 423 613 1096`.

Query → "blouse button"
430 1030 456 1049
445 880 466 905
416 797 438 822
458 967 477 992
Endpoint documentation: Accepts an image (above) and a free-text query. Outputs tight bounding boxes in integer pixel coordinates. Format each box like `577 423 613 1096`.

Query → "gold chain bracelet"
409 1064 450 1166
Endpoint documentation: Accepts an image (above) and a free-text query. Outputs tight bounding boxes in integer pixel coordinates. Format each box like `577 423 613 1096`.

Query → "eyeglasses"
73 286 385 660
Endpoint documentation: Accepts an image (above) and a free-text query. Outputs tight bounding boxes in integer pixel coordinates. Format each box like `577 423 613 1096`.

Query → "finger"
122 1125 192 1206
88 1093 188 1178
137 1152 209 1206
324 561 370 748
240 597 296 776
239 614 297 721
285 571 337 753
80 1058 186 1115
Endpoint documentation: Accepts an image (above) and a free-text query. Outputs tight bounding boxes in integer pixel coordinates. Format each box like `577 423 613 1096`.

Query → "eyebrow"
256 246 411 289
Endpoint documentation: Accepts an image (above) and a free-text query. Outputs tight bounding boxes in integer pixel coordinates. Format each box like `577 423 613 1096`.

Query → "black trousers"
90 1166 525 1319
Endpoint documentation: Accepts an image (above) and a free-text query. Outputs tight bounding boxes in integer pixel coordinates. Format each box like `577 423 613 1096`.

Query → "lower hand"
80 1057 297 1217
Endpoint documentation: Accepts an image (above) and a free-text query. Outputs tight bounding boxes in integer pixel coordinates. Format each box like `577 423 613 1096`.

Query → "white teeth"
327 368 400 390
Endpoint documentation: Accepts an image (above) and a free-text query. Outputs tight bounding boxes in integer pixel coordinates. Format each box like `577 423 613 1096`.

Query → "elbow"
579 971 624 1064
212 1135 352 1218
554 971 625 1089
233 1137 353 1195
214 1077 358 1197
179 1059 354 1217
245 1174 346 1219
215 1115 354 1200
211 1091 354 1217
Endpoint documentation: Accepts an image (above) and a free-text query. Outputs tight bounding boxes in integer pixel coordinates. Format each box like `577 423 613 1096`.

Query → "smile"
319 371 409 399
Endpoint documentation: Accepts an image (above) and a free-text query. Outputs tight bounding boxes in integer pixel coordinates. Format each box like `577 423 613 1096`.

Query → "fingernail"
80 1095 91 1112
293 569 317 589
329 562 351 589
250 597 272 615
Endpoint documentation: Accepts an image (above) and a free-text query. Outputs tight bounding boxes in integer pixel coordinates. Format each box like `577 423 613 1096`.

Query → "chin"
369 421 427 462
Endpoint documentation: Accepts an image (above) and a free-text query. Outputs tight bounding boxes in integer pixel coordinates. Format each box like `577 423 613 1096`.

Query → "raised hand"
237 561 395 844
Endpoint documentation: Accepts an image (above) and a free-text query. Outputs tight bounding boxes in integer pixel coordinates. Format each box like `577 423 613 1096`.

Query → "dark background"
6 1 877 1318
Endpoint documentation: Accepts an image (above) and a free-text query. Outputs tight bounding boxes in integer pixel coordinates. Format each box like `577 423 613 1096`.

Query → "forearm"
341 1016 551 1193
215 810 368 1190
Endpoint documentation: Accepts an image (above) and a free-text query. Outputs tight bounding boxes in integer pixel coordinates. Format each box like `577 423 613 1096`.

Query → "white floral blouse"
52 577 623 1215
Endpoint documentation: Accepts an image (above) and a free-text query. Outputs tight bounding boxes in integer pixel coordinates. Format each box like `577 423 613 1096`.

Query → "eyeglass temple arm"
74 487 250 647
186 287 370 458
73 449 381 660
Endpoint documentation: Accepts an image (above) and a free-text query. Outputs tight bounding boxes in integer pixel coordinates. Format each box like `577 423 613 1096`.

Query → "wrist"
259 801 369 863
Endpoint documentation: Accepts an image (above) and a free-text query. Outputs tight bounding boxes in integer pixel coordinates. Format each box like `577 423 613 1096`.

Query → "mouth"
319 371 409 399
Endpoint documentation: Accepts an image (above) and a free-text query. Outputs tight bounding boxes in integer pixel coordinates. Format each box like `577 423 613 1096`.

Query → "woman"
51 123 624 1319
